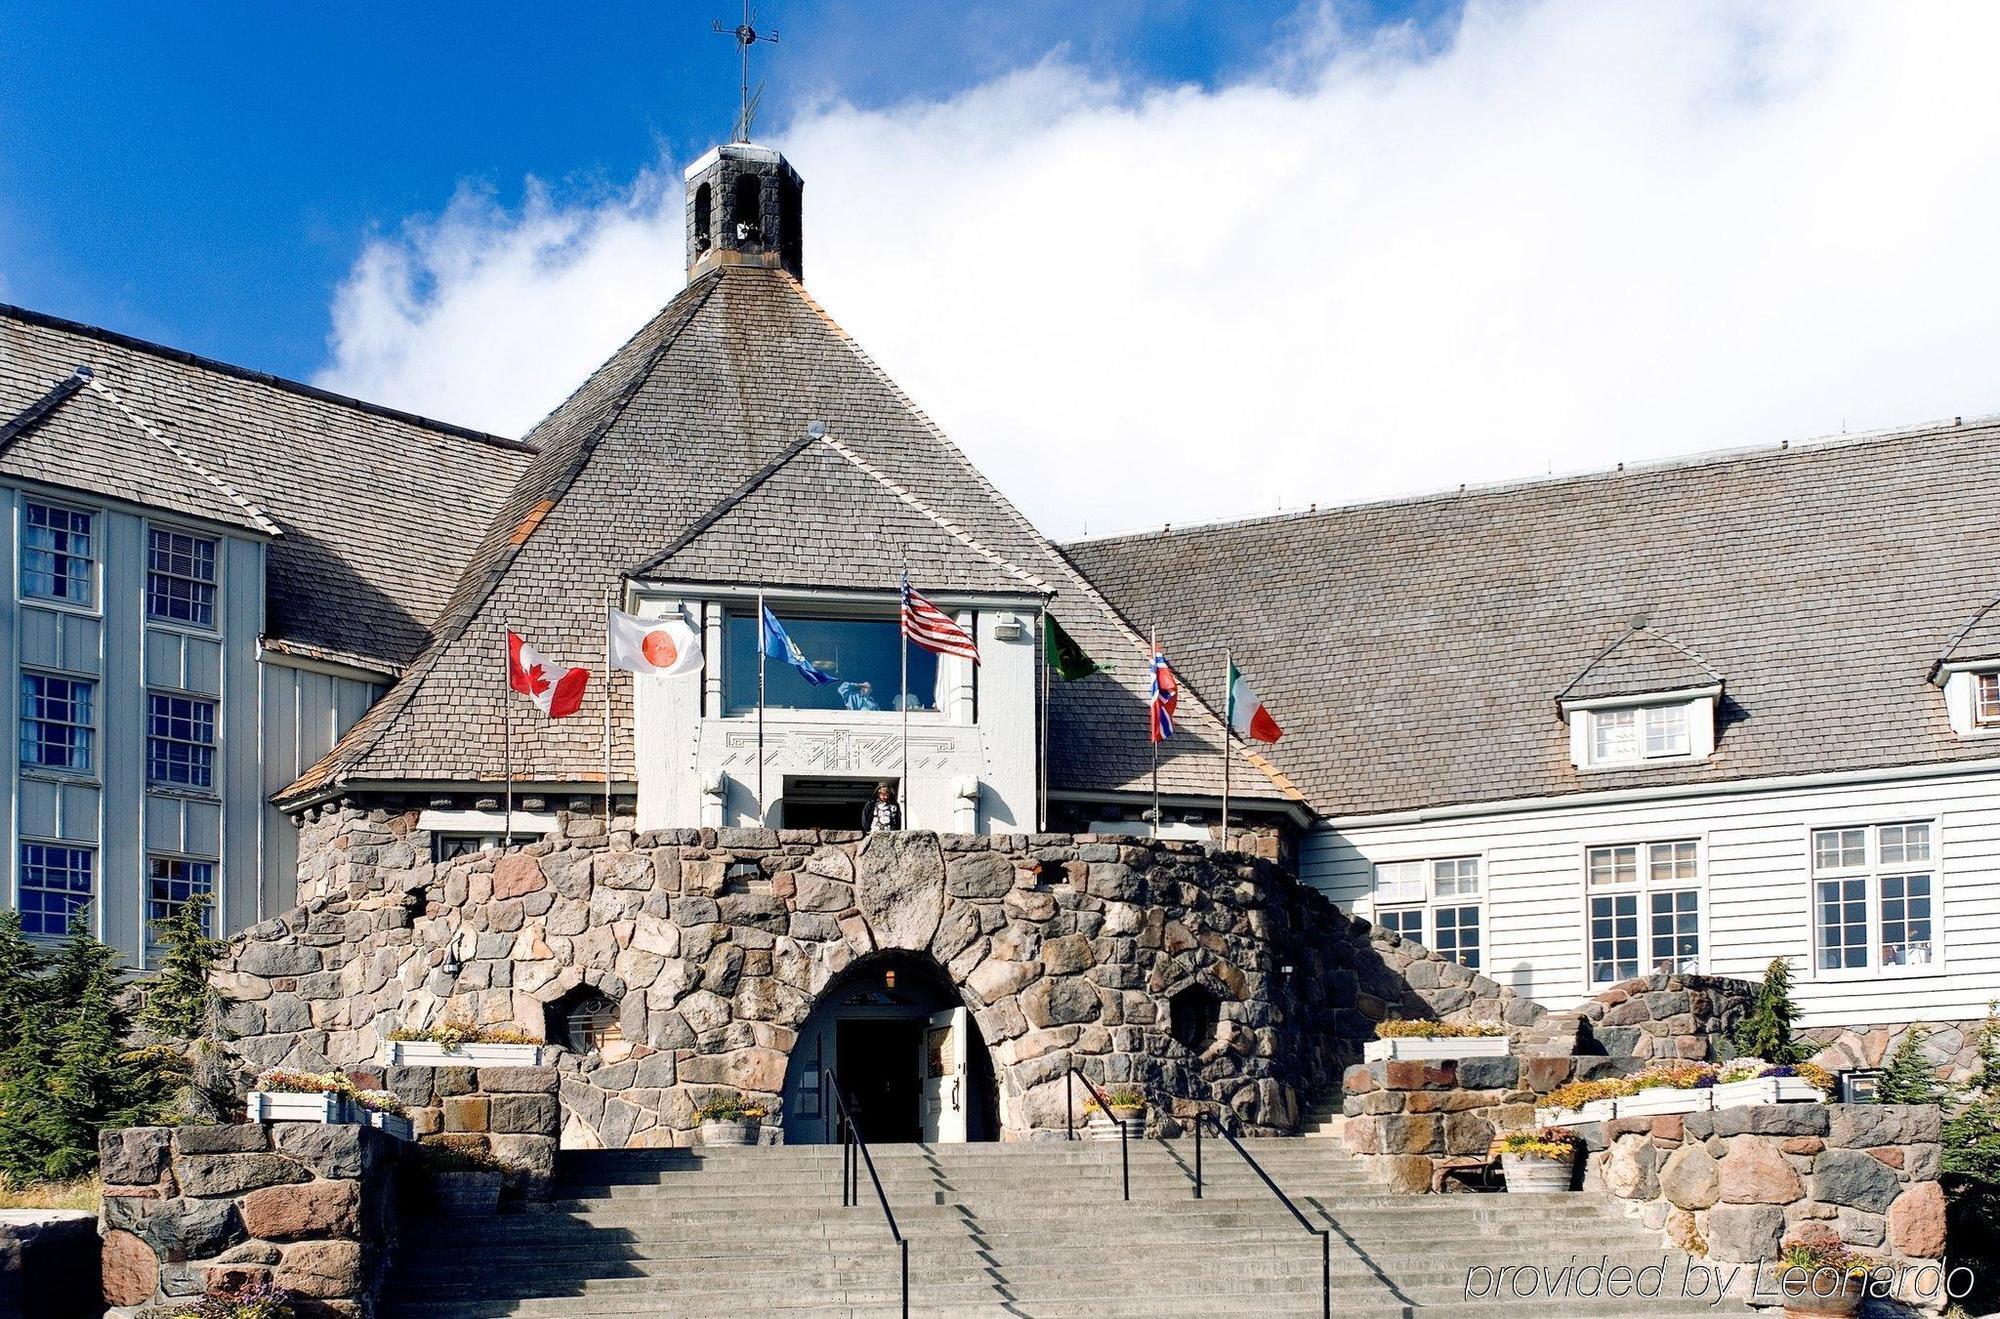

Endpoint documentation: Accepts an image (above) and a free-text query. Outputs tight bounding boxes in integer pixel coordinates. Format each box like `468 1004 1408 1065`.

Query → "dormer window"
1935 663 2000 736
1556 626 1723 773
1976 673 2000 727
1588 703 1690 765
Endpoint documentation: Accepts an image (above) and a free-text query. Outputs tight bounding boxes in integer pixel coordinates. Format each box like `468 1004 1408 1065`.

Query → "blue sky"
0 1 1439 382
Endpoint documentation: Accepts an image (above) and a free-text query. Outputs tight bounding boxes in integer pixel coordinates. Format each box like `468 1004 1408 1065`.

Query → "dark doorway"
782 777 889 832
836 1019 923 1143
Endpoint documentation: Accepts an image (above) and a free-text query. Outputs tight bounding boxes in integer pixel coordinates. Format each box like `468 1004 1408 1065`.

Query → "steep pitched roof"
1931 598 2000 677
0 305 535 669
1068 417 2000 819
282 266 1293 808
1558 626 1723 705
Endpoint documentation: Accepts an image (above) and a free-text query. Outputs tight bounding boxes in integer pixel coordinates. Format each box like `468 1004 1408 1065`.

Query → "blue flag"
761 605 835 687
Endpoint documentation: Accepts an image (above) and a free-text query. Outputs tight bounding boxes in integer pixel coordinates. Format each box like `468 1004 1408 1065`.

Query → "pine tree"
24 913 145 1182
0 910 47 1059
140 893 223 1041
1732 957 1807 1063
1945 1002 2000 1184
1879 1023 1951 1106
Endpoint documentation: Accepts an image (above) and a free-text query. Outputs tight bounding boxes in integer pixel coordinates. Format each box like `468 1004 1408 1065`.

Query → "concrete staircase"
382 1140 1746 1318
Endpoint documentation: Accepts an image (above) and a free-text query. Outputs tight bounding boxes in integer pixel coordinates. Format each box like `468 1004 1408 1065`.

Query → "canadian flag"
508 631 591 718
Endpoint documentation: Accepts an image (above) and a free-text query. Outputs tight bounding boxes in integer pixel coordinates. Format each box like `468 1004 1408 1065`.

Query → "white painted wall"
1302 762 2000 1030
634 596 1039 835
259 656 382 914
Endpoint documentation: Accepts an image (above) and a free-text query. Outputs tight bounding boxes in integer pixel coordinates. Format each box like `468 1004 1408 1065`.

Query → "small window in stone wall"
1169 986 1221 1053
559 992 623 1054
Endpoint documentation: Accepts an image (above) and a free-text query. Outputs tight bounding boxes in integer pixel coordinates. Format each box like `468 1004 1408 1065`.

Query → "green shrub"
1878 1024 1952 1107
1732 958 1807 1064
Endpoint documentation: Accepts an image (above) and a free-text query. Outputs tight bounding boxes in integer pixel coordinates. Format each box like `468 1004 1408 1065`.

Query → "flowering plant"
169 1282 296 1319
1778 1238 1877 1279
1497 1127 1577 1160
696 1094 769 1122
387 1019 538 1048
1376 1020 1508 1039
1629 1062 1718 1092
252 1069 352 1096
1083 1088 1147 1114
350 1089 407 1117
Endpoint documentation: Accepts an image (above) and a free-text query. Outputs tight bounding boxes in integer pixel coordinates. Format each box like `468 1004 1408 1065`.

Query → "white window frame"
1582 838 1705 986
1561 687 1719 771
144 523 221 632
1941 666 2000 737
1807 819 1943 980
1369 855 1484 971
20 497 99 610
20 669 96 777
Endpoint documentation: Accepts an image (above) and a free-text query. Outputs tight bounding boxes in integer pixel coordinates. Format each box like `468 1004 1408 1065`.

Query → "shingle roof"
1067 418 2000 819
1932 598 2000 676
282 266 1294 808
1557 626 1723 705
0 305 535 669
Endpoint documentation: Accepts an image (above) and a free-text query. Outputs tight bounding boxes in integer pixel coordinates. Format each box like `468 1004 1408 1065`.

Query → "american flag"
1149 644 1178 742
901 573 981 664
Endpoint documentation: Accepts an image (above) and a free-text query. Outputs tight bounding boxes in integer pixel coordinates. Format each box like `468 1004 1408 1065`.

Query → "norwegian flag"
508 630 591 718
1149 644 1178 742
900 574 980 665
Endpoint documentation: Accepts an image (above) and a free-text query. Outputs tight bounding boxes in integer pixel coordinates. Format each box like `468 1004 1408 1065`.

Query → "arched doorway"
781 950 999 1145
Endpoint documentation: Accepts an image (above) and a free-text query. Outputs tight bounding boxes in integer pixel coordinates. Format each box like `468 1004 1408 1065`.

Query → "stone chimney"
685 142 804 282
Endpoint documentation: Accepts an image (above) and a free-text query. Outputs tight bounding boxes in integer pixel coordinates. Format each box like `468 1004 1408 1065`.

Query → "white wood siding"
259 659 381 914
1303 766 2000 1029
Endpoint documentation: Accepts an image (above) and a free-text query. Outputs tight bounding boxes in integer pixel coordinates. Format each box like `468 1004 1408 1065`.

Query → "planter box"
1362 1035 1509 1062
361 1110 414 1141
431 1170 501 1215
246 1091 347 1123
387 1040 542 1067
1712 1077 1824 1109
1501 1153 1574 1194
1085 1113 1142 1142
1616 1086 1715 1117
700 1118 760 1147
1535 1098 1619 1127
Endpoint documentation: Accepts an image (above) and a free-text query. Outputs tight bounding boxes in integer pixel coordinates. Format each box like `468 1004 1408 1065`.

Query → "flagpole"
503 620 514 849
900 570 910 812
756 589 767 826
1150 623 1160 841
1221 648 1231 853
1036 603 1049 834
604 587 615 828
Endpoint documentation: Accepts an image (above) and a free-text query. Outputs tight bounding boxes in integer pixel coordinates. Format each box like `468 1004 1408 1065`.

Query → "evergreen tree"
1879 1023 1951 1106
14 912 146 1182
1945 1002 2000 1184
0 913 55 1184
0 910 46 1059
139 893 223 1041
1732 957 1807 1063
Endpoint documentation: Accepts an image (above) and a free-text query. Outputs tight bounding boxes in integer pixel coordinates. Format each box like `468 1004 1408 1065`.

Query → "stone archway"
779 949 999 1145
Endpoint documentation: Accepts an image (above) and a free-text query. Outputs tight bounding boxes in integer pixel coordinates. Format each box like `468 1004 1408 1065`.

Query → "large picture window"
722 609 943 715
23 501 94 605
1586 839 1700 985
1812 822 1935 973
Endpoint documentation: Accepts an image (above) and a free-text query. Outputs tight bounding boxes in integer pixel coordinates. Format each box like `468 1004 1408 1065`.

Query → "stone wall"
1806 1018 1992 1086
99 1121 401 1318
362 1064 560 1198
0 1208 99 1319
1583 1104 1947 1303
1576 971 1754 1062
225 809 1545 1146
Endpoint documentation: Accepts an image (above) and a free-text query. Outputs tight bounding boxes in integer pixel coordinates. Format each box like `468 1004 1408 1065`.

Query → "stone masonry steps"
381 1139 1746 1319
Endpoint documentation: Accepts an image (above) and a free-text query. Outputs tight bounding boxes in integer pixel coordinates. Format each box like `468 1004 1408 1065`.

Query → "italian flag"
1226 659 1283 743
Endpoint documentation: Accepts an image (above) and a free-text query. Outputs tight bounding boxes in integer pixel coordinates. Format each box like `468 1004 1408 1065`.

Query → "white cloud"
316 0 2000 539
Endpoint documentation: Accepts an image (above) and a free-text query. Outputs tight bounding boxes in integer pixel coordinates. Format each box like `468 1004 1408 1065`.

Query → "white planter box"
247 1091 347 1123
1536 1098 1620 1127
387 1040 542 1067
1615 1086 1715 1117
1362 1035 1509 1062
361 1110 414 1141
1711 1077 1824 1109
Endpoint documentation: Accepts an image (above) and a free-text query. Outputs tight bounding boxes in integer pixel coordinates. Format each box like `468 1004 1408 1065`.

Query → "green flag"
1043 615 1102 682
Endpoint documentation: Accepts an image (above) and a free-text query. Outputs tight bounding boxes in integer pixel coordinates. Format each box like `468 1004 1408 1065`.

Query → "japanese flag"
607 608 702 676
507 631 591 718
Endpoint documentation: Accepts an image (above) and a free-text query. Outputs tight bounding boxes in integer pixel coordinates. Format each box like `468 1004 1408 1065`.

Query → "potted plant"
351 1088 414 1141
386 1018 543 1067
1774 1239 1875 1318
1082 1088 1146 1139
419 1136 507 1214
697 1094 767 1146
1497 1127 1577 1194
167 1281 298 1318
1363 1020 1510 1062
245 1069 352 1124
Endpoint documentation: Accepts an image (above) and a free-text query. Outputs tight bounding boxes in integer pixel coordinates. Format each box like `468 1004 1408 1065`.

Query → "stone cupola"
684 142 804 282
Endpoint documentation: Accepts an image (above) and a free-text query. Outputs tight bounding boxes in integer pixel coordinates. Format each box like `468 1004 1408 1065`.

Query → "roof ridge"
0 367 90 449
276 275 725 807
0 301 533 452
1555 624 1725 705
629 432 820 576
784 273 1297 801
1069 413 2000 549
83 374 283 536
1931 596 2000 680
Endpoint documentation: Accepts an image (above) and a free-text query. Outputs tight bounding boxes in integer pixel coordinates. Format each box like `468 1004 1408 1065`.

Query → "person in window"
863 781 902 833
838 679 880 712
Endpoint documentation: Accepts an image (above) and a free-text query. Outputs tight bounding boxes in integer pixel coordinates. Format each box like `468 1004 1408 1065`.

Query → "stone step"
513 1191 1626 1222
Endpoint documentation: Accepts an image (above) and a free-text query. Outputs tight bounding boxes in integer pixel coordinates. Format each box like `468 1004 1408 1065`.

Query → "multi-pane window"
1590 705 1691 765
1811 822 1935 972
20 842 93 936
1976 673 2000 728
1587 840 1700 984
147 693 216 789
1371 857 1481 967
146 528 217 627
432 833 500 863
147 856 214 932
20 673 93 772
23 501 94 605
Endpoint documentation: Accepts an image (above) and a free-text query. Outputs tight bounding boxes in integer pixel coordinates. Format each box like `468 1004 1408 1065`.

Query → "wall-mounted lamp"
885 968 898 991
1839 1068 1884 1104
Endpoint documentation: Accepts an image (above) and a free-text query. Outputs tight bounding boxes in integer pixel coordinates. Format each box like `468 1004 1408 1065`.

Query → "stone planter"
700 1118 760 1146
1501 1153 1573 1194
430 1169 502 1214
1615 1086 1715 1117
1778 1271 1863 1318
1713 1077 1824 1109
245 1090 347 1123
1362 1035 1509 1062
388 1040 542 1067
360 1109 414 1141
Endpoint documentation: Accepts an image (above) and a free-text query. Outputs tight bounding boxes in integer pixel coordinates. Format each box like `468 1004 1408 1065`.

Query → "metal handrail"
1062 1066 1130 1200
1192 1112 1331 1319
823 1067 910 1319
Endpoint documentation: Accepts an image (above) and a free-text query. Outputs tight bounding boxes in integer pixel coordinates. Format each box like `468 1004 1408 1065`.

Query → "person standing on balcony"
862 781 902 833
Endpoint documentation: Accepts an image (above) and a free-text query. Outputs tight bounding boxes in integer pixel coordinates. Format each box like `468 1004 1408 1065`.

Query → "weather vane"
713 1 777 143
